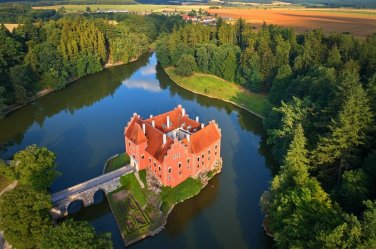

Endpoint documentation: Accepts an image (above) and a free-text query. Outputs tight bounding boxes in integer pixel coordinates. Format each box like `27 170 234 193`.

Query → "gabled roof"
124 106 221 163
187 122 221 154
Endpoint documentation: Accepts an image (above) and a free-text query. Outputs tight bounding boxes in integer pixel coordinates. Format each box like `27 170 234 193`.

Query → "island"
107 104 223 246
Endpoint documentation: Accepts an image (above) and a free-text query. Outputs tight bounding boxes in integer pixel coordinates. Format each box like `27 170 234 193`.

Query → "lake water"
0 53 273 249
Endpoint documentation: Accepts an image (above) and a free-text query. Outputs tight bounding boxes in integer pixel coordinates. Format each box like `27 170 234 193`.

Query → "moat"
0 53 273 249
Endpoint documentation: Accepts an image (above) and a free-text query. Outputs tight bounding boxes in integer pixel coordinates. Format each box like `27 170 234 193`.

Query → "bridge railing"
51 164 132 203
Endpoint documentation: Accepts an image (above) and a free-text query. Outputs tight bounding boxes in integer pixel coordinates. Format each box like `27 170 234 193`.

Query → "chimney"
201 123 204 129
196 116 199 122
152 120 155 127
186 134 190 142
182 108 186 116
142 123 146 134
163 134 167 144
167 115 170 129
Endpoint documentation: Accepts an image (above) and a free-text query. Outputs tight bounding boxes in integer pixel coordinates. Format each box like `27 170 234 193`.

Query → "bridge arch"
50 165 133 219
93 188 106 204
67 199 84 215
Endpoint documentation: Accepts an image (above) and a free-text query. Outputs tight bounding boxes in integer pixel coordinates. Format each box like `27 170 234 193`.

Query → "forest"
0 145 113 248
0 11 183 117
156 20 376 248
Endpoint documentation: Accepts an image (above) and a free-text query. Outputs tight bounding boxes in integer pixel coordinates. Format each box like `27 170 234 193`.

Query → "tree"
0 185 52 249
175 54 197 77
86 6 91 12
267 97 310 163
312 72 373 170
40 219 112 249
0 86 5 118
360 200 376 248
336 169 370 213
262 124 362 249
9 144 60 191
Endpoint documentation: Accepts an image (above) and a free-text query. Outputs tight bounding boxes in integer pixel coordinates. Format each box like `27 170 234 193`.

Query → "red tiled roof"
188 123 221 154
125 107 220 162
129 123 147 144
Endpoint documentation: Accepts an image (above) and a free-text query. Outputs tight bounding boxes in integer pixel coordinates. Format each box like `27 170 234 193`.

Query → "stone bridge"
50 165 133 219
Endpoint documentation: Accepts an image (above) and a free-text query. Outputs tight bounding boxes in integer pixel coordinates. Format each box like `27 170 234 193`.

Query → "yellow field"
34 4 211 13
4 23 20 31
208 7 376 37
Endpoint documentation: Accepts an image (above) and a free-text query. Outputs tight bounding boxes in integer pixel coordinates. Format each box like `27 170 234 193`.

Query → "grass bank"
104 152 130 173
165 67 270 118
107 159 222 246
120 172 147 208
160 177 202 214
0 176 13 192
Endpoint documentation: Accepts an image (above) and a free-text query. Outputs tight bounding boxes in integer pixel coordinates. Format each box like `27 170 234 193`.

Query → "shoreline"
1 54 147 118
105 156 222 247
163 67 266 119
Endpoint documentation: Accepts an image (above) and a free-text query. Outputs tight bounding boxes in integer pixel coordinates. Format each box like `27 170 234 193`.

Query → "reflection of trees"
0 54 150 155
164 175 220 236
61 198 112 223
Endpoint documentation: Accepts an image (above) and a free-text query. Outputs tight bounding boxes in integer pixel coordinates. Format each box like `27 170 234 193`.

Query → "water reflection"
0 53 273 249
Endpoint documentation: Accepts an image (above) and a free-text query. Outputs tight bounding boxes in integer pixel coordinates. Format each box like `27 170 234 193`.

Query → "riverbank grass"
165 67 270 117
0 176 13 192
105 153 130 173
160 178 202 214
108 160 222 246
120 172 147 208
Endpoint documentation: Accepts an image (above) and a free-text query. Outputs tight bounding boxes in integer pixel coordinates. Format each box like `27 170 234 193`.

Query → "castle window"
197 157 200 162
187 166 190 170
202 154 204 159
187 158 190 164
202 161 204 165
154 162 156 167
208 157 210 161
215 152 217 156
208 149 211 154
128 142 131 146
149 157 151 163
141 154 144 160
158 166 161 171
215 144 218 149
178 162 181 168
168 167 172 173
179 171 182 175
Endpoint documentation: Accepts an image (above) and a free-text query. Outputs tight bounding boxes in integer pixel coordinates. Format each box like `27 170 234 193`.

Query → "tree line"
0 145 112 248
156 19 376 248
0 13 183 117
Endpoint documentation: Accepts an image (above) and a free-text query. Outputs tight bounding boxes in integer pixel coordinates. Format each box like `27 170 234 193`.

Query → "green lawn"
0 176 12 192
120 173 147 208
139 170 147 186
160 177 203 214
165 67 270 118
34 4 211 13
105 152 130 173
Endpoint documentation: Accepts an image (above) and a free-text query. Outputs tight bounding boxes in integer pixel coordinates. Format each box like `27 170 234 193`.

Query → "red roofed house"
124 105 222 187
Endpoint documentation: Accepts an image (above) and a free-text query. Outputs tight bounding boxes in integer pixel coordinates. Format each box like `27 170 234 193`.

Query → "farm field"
34 4 211 13
208 8 376 37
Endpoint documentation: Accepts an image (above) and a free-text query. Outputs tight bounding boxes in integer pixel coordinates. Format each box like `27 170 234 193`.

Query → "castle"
124 105 222 187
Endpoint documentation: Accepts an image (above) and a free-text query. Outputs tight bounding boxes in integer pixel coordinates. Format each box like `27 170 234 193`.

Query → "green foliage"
160 177 202 214
40 219 112 249
336 169 370 213
105 152 130 173
121 173 147 207
175 54 197 77
9 144 60 191
0 185 52 249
